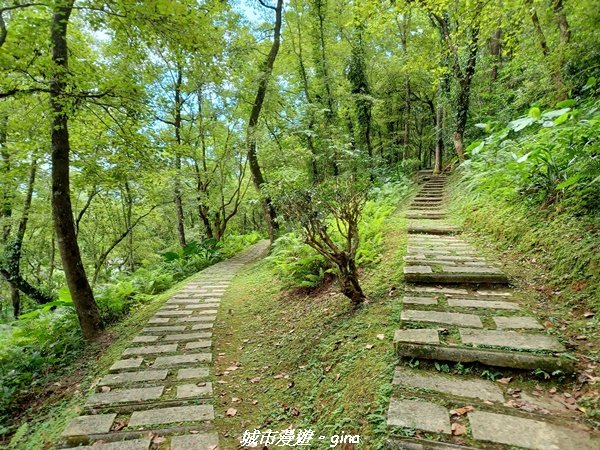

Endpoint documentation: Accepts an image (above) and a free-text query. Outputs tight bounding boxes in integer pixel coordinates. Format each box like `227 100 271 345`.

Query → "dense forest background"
0 0 599 440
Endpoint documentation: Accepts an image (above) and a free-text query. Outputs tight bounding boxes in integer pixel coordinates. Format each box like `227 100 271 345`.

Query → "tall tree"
50 0 103 340
246 0 284 242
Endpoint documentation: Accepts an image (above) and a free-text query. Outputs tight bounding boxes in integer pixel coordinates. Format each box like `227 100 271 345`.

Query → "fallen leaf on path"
451 423 466 436
450 406 474 416
250 377 261 383
365 344 374 349
231 397 240 403
100 386 111 393
497 377 512 384
377 334 385 340
225 408 237 417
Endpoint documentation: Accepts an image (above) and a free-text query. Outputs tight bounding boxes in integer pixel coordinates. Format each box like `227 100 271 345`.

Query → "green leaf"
556 99 576 108
162 251 180 262
508 116 534 132
528 107 541 120
553 112 570 125
556 174 582 190
542 107 570 119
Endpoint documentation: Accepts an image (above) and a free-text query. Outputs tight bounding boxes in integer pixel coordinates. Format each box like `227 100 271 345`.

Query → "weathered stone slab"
170 433 219 450
86 386 164 406
155 310 193 317
148 317 170 324
100 370 168 386
177 367 210 380
393 367 504 402
394 329 439 345
164 332 212 342
141 326 186 333
128 405 214 426
185 340 212 350
493 316 543 330
109 358 143 371
74 439 151 450
447 298 520 310
153 353 212 367
176 382 213 398
442 266 503 274
62 414 116 437
132 335 160 343
406 286 468 295
122 344 178 356
405 270 508 284
192 323 215 330
477 289 512 296
387 398 451 433
469 410 596 450
385 438 480 450
177 316 216 323
402 310 483 328
403 296 437 305
404 265 433 274
184 305 219 311
459 329 565 351
395 341 574 372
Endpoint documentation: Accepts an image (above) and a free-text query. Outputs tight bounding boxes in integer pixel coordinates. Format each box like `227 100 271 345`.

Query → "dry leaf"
250 377 261 383
225 408 237 417
377 334 385 340
231 397 241 403
365 344 374 349
451 423 466 436
497 377 512 384
450 405 474 416
100 386 111 393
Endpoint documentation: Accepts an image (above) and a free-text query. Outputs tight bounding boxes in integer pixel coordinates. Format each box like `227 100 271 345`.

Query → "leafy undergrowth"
212 206 409 449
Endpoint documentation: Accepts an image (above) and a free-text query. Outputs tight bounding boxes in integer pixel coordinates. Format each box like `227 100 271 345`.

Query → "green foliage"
268 233 329 289
463 99 600 211
269 180 407 289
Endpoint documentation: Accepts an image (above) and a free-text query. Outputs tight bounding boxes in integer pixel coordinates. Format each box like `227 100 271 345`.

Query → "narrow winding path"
59 241 269 450
385 171 597 450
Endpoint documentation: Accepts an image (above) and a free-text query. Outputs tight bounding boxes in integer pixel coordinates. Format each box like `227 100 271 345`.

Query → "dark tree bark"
246 0 283 242
173 67 187 248
348 27 373 158
490 29 502 85
50 0 103 340
553 0 571 44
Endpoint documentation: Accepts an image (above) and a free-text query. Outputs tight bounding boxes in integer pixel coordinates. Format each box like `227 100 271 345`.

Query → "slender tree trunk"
453 27 479 162
50 0 103 340
553 0 571 44
246 0 283 242
173 67 186 248
490 29 502 86
0 113 11 242
433 92 443 174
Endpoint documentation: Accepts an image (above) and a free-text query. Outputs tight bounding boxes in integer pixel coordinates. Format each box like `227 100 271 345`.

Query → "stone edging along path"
58 240 269 450
385 171 598 450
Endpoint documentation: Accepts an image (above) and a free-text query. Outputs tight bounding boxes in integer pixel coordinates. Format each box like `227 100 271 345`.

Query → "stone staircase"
385 171 597 450
57 241 269 450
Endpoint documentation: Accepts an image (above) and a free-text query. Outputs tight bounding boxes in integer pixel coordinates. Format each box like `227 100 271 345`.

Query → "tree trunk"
50 0 103 340
246 0 283 242
553 0 571 44
433 92 443 174
338 257 366 308
173 67 186 248
453 27 479 162
490 29 502 86
10 284 20 318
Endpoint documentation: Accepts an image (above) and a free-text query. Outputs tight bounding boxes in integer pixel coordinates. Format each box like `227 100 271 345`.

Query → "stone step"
386 437 479 450
405 212 447 219
407 225 459 235
404 266 509 284
394 329 575 372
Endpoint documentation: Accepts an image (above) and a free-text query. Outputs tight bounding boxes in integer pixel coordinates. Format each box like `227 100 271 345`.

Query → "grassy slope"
7 274 203 450
212 203 411 449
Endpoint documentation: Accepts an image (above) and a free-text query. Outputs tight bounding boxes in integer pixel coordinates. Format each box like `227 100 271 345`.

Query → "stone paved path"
386 172 598 449
59 241 269 450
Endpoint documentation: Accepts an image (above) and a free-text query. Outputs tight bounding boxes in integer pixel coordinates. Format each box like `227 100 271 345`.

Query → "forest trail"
57 241 269 450
385 171 598 449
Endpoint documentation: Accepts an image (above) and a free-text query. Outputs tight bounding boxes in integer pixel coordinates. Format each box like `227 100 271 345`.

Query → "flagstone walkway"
386 171 598 449
59 241 269 450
